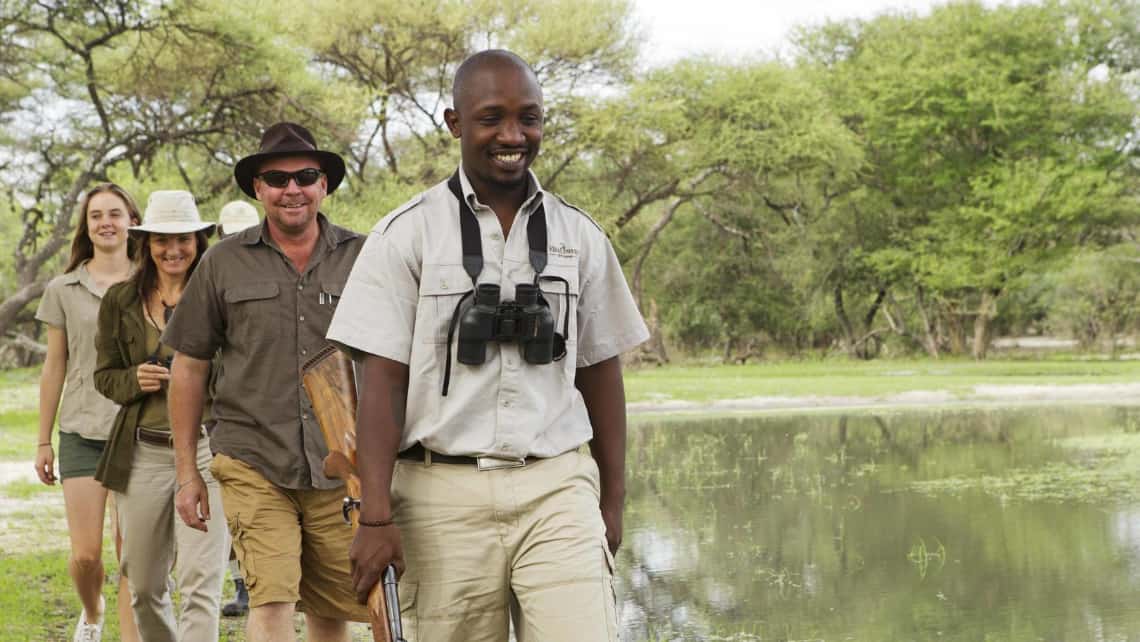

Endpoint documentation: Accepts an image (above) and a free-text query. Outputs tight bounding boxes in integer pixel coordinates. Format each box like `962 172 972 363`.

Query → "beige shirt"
35 263 121 440
327 169 649 459
163 215 364 489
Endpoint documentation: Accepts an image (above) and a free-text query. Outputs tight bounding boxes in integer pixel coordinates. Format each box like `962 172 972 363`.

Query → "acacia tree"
799 0 1140 359
0 0 344 345
561 60 865 360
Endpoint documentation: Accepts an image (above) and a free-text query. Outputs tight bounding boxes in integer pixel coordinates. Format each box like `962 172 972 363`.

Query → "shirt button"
302 412 309 420
301 348 308 356
502 400 511 408
297 284 304 291
489 232 502 241
299 315 305 322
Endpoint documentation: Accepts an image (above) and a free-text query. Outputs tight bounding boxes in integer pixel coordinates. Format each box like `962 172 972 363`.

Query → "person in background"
93 190 229 641
217 200 260 239
213 197 261 618
35 183 142 642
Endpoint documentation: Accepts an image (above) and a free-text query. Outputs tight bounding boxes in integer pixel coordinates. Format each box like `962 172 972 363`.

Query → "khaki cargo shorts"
209 452 368 621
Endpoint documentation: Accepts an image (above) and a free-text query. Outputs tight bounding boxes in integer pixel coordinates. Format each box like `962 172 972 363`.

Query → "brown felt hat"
234 122 346 198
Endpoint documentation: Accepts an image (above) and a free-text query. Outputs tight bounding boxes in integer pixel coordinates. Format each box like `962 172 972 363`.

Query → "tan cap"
218 200 260 235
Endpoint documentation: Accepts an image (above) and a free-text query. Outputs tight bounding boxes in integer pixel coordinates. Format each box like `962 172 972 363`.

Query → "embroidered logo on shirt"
549 243 578 259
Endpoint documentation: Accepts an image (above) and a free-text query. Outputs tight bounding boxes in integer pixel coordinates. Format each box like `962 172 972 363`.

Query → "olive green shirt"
136 322 174 431
93 280 213 492
162 215 364 490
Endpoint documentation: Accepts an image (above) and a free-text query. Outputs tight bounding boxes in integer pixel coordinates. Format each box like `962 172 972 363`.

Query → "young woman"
35 183 142 642
93 190 228 642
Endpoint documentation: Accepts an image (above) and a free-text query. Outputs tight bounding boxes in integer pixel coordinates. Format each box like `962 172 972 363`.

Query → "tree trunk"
833 284 857 357
971 290 999 361
915 286 940 359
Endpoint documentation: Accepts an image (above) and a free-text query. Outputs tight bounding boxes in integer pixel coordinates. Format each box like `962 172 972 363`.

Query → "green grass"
0 548 127 642
0 410 39 461
1 479 54 499
623 358 1140 403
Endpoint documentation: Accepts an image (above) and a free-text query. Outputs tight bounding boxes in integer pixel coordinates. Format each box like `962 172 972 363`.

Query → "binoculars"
456 283 563 366
146 354 173 369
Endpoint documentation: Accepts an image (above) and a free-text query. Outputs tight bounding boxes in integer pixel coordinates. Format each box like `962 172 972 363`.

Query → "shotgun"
302 344 406 642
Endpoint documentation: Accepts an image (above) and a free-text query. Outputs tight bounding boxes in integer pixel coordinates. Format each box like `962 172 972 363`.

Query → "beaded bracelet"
358 517 395 528
37 442 51 447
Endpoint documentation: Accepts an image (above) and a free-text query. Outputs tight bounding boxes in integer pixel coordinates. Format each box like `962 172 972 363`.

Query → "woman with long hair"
93 190 228 641
35 183 142 642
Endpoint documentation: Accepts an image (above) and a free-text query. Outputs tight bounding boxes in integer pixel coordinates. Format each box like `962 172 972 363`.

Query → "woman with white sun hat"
93 190 229 642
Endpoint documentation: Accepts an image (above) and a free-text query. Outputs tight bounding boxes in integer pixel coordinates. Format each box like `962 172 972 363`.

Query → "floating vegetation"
904 434 1140 504
907 537 947 579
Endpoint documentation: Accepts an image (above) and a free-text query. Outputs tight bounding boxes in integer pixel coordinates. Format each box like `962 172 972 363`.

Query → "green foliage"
1046 244 1140 352
1 0 1138 361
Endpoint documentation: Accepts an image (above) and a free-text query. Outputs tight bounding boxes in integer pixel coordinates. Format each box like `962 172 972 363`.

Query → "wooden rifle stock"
302 345 405 642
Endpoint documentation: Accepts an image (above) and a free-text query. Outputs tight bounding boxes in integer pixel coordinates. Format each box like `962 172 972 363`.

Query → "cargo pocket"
600 538 619 641
229 517 257 591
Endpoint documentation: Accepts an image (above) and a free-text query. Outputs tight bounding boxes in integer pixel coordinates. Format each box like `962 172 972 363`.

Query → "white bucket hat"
131 190 215 235
217 200 260 235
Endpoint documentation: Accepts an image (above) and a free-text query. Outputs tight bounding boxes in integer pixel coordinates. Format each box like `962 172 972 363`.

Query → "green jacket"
92 280 212 492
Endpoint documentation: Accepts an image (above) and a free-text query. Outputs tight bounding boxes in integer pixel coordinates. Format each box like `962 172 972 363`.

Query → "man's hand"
349 523 405 604
136 362 171 393
600 496 624 555
175 473 211 532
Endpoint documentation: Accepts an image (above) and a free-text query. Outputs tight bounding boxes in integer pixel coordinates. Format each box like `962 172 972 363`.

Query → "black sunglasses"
255 168 324 188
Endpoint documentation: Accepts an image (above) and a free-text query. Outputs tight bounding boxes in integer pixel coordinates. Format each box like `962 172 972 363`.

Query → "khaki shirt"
35 263 121 440
163 215 364 489
327 169 648 459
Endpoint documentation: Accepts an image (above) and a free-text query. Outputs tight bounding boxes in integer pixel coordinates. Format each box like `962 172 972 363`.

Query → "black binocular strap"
441 289 474 396
446 171 548 284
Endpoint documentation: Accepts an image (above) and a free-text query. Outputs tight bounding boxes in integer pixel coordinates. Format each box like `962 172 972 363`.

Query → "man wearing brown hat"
164 122 367 641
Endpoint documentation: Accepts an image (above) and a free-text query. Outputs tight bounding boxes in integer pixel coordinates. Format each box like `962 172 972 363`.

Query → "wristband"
358 517 395 528
38 442 52 447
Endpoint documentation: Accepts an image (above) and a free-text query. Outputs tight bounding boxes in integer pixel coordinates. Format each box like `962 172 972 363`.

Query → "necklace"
160 299 176 324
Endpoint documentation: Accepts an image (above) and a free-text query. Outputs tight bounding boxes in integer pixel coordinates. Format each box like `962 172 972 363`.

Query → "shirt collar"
457 164 544 216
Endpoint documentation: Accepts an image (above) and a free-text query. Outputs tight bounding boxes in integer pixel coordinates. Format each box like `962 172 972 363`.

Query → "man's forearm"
169 352 210 479
576 356 628 504
356 354 409 522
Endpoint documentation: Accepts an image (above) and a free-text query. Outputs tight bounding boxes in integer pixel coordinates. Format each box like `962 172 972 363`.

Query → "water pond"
619 406 1140 641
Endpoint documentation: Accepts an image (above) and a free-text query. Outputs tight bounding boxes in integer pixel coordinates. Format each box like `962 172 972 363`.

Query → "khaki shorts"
393 448 619 642
209 452 367 621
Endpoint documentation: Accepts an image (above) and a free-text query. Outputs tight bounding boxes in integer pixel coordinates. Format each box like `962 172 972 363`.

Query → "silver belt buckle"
476 456 526 471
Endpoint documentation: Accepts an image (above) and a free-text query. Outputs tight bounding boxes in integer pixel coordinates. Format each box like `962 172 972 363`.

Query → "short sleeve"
35 278 67 328
327 228 420 364
574 234 650 367
162 252 225 360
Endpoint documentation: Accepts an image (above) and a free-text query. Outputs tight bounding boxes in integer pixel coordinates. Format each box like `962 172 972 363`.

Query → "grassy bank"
623 358 1140 403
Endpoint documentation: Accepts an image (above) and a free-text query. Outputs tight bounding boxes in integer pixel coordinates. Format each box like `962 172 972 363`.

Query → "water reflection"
619 406 1140 641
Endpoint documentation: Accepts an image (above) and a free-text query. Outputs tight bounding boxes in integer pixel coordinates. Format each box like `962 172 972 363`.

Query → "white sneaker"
72 595 104 642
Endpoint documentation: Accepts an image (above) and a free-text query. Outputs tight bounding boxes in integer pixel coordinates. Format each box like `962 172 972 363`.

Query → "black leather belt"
397 443 541 466
136 426 203 448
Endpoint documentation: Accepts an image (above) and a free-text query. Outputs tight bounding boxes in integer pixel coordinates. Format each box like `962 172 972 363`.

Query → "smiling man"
162 123 367 642
327 50 649 641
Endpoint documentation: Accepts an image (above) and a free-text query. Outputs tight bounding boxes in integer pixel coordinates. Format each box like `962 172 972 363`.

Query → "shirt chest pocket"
418 264 473 344
224 282 282 344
